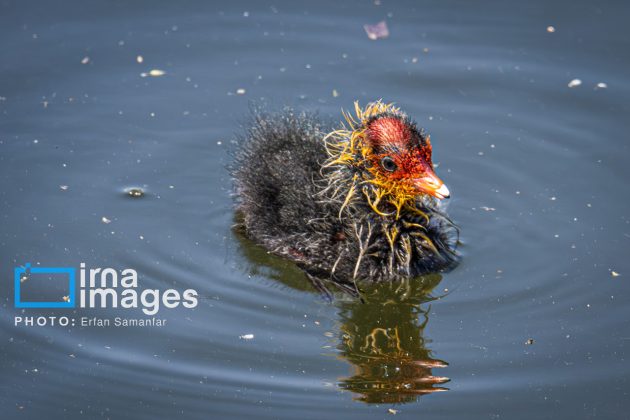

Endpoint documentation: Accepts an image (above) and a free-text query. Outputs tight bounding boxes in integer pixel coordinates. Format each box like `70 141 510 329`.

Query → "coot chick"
233 101 458 294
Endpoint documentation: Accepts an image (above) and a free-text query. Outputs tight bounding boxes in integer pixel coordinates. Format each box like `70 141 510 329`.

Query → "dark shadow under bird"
232 101 459 295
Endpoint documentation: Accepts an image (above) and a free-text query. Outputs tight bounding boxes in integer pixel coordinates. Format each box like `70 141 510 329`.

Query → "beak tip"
435 184 450 200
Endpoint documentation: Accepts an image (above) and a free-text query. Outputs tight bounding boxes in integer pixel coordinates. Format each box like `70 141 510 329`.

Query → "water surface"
1 0 629 418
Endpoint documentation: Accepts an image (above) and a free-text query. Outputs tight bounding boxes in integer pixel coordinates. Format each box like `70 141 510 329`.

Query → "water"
1 0 629 418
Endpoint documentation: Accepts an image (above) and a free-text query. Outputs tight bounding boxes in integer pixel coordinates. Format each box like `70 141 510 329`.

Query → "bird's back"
233 111 330 248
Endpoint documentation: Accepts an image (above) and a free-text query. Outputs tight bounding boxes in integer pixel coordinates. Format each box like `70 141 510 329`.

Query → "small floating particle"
136 55 144 63
125 187 145 198
332 89 339 97
480 206 496 212
236 88 246 95
411 57 418 63
546 26 555 33
62 296 70 302
611 271 620 277
59 185 69 191
525 338 535 345
568 79 582 88
141 69 166 77
595 82 608 89
239 334 254 340
81 56 90 65
388 408 399 415
101 216 111 224
364 21 389 40
68 354 76 358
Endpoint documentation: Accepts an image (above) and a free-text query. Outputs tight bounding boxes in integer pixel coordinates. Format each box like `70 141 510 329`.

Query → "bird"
232 101 459 296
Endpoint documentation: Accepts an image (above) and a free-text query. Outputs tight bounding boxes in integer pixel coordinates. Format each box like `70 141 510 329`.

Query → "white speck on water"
236 88 246 95
547 25 555 33
141 69 166 77
81 56 90 64
243 11 249 17
611 271 620 277
332 89 339 97
550 196 557 201
136 55 144 63
239 334 254 340
59 185 69 191
101 216 111 224
217 141 222 145
568 79 582 88
595 82 608 89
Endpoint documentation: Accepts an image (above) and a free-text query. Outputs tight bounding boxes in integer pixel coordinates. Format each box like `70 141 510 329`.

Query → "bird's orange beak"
412 169 450 200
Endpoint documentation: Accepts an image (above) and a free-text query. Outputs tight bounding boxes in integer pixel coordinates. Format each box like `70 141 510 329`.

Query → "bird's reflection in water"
335 277 448 404
234 231 449 404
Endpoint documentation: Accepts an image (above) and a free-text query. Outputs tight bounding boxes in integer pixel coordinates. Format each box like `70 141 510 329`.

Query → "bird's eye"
380 156 397 172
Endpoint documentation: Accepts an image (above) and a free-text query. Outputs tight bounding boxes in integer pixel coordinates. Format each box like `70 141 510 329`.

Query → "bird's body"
233 102 458 293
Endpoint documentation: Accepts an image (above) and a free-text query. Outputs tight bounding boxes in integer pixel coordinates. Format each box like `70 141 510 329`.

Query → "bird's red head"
364 114 449 200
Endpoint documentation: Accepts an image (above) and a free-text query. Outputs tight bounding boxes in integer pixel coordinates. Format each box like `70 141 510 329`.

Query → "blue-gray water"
1 0 629 419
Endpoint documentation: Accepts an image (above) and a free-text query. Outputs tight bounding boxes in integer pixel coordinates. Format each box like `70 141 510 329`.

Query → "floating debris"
611 271 620 277
236 88 246 95
239 333 254 340
546 26 556 33
332 89 339 97
124 187 145 198
101 216 112 224
388 408 399 415
595 82 608 89
525 338 535 345
59 185 69 191
364 21 389 40
81 56 90 65
136 55 144 64
480 206 496 212
568 79 582 88
141 69 166 77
